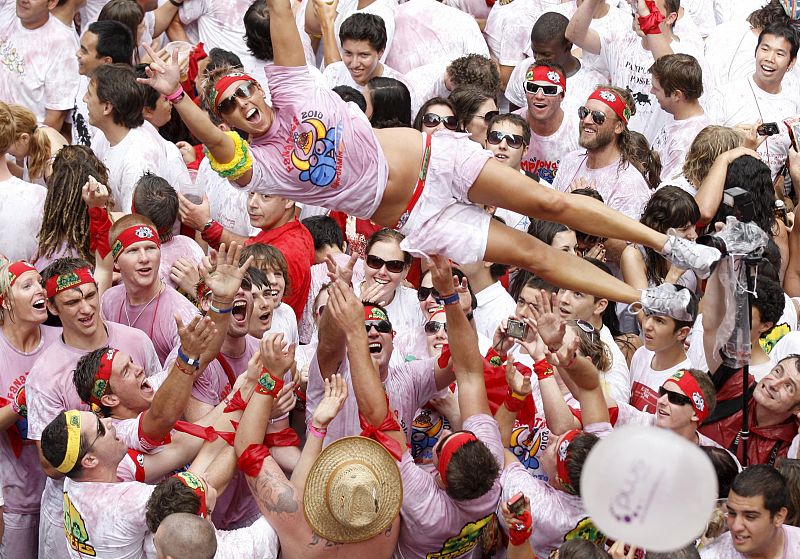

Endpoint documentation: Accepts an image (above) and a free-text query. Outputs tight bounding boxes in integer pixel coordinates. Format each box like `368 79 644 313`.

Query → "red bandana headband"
364 305 389 322
173 471 208 518
555 429 582 495
90 348 118 409
588 88 631 125
211 73 256 114
437 431 478 485
1 261 37 306
525 65 566 92
111 225 161 261
667 369 708 423
45 267 95 299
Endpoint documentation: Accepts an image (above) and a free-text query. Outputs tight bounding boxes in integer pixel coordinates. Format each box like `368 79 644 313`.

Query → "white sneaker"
661 232 721 279
636 284 694 321
711 217 769 256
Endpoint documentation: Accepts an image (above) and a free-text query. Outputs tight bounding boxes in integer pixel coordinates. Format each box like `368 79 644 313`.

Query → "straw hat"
304 436 402 543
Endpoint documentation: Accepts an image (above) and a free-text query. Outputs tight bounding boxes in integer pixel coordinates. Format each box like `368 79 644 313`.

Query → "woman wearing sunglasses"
449 85 499 146
413 97 459 135
139 0 720 313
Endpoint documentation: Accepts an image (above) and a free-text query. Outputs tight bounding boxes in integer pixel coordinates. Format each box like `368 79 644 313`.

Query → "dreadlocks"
37 146 109 262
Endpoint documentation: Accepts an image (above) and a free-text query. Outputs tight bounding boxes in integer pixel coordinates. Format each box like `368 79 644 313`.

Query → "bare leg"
484 220 641 304
468 158 669 252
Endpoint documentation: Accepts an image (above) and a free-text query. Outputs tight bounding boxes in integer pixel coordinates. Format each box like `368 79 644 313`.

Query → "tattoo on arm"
308 532 344 549
247 472 300 515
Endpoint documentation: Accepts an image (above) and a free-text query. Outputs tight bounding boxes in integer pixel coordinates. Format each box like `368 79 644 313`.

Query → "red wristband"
503 389 526 413
638 0 664 34
508 510 533 546
88 207 113 258
223 390 248 413
200 220 224 250
237 443 270 477
533 358 554 381
255 368 284 398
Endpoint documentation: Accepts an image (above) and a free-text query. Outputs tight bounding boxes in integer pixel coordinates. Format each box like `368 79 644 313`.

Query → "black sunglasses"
424 321 447 335
525 82 563 96
472 110 499 124
417 286 440 302
658 386 693 407
578 106 606 125
422 113 458 130
366 254 405 274
365 319 393 334
217 81 258 114
487 130 525 149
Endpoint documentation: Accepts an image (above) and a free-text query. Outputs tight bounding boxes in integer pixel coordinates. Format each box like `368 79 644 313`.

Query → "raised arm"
701 266 728 375
314 0 343 66
315 254 358 379
783 148 800 296
428 255 491 419
268 0 307 67
565 0 604 56
695 147 759 226
547 336 610 426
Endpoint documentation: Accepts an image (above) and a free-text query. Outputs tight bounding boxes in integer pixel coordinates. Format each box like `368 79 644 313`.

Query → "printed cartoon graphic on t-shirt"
508 420 550 480
412 407 450 464
0 40 24 76
284 113 343 188
64 493 97 556
521 158 560 183
427 513 494 559
761 322 791 354
564 517 607 547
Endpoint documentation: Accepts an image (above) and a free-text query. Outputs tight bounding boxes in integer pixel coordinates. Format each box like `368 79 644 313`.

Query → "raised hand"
327 279 367 334
81 176 110 209
531 290 566 353
544 331 580 370
200 242 254 305
505 355 532 397
259 333 296 375
176 315 217 363
311 373 348 428
358 280 386 306
170 257 202 299
325 252 357 286
178 193 212 231
427 255 457 296
137 43 182 96
270 381 297 418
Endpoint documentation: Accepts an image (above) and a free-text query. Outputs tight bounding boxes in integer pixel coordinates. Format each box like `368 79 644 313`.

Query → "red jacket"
699 370 797 466
246 220 314 321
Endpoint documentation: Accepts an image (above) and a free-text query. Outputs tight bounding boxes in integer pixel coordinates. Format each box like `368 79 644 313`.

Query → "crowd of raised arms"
5 0 800 557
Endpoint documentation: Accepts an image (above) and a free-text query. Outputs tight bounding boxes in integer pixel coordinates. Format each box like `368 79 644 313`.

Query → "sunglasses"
578 106 606 125
422 113 458 131
487 130 525 149
424 321 447 335
573 319 599 343
658 386 693 407
525 82 563 96
417 286 440 302
472 110 500 124
365 319 393 334
217 81 258 114
366 254 405 274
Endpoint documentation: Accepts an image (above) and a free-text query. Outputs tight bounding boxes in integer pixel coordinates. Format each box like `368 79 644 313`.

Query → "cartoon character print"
0 40 25 76
411 407 450 464
290 117 339 187
427 514 494 559
537 166 556 184
761 322 790 354
509 420 550 479
64 493 97 556
563 517 607 547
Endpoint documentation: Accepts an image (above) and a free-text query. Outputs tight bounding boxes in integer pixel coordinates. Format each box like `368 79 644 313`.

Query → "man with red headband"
326 255 504 558
25 257 160 559
515 60 578 185
99 214 200 364
138 0 723 312
553 85 652 223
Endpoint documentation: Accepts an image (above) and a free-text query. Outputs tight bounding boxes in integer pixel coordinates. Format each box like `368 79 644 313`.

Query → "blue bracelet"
209 302 233 314
437 292 460 306
177 347 200 368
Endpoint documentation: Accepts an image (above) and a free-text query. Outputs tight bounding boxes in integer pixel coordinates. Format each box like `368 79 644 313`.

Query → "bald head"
154 513 216 559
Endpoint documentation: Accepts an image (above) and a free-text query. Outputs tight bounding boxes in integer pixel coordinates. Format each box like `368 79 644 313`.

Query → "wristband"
503 389 526 413
237 443 270 477
308 424 327 439
177 347 200 368
165 85 185 101
174 360 196 376
533 358 554 381
168 0 184 6
209 302 233 314
223 390 248 413
638 0 665 34
436 292 460 306
255 368 284 398
88 207 113 258
200 220 224 250
508 510 533 546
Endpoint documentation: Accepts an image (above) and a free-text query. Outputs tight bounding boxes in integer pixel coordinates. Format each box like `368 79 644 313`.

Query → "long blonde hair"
8 103 51 181
682 125 742 187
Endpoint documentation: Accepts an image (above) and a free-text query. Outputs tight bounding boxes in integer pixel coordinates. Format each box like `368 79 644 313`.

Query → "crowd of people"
3 0 800 556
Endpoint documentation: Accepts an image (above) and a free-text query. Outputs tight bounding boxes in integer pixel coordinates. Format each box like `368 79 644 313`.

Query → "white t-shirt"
267 302 300 346
515 108 579 184
334 0 397 63
484 0 561 68
72 75 99 147
141 121 192 192
0 15 80 123
704 75 799 180
628 346 692 412
214 517 280 559
200 157 259 238
405 60 450 119
473 281 517 341
443 0 491 19
0 176 46 262
652 113 710 183
158 235 205 291
599 325 633 404
354 283 427 342
323 61 410 94
386 0 488 75
681 0 717 38
700 524 800 558
553 151 652 220
63 478 155 559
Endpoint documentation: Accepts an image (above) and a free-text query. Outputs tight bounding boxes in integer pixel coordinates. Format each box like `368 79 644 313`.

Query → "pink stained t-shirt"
25 321 160 538
101 283 200 365
245 65 388 219
395 413 503 559
700 524 800 558
0 325 59 514
158 235 205 291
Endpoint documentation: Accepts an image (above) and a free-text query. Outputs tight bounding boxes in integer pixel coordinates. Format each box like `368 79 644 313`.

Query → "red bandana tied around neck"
90 348 118 409
45 267 95 299
111 225 160 261
1 261 36 306
211 73 256 114
667 369 709 423
173 472 208 518
524 65 566 92
555 429 582 495
588 88 631 125
437 431 479 486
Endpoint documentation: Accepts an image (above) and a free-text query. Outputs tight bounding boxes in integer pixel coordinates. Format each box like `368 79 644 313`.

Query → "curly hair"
681 125 742 187
38 146 109 262
145 477 203 532
446 54 500 96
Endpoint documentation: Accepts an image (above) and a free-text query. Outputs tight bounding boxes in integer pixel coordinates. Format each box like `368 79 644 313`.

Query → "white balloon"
580 424 717 552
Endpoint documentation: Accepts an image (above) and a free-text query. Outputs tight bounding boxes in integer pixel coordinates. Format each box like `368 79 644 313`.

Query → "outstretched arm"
565 0 603 55
268 0 307 67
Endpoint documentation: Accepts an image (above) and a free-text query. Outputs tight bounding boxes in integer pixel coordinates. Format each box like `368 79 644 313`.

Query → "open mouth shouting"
368 341 383 354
